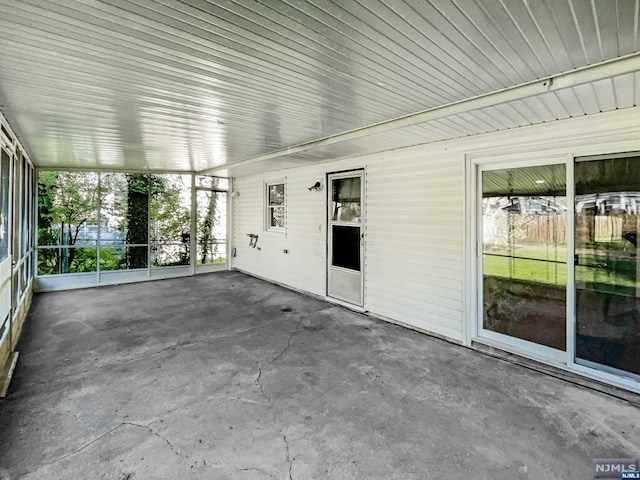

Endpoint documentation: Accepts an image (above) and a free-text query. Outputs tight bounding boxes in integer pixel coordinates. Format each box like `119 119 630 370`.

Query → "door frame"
194 179 230 274
0 145 13 354
473 155 569 366
468 151 640 393
569 152 640 388
326 169 365 307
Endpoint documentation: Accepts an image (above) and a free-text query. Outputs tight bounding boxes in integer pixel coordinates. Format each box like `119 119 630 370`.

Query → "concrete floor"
0 271 639 479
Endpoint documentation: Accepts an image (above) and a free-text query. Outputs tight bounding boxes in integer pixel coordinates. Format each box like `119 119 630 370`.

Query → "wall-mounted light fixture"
308 180 322 192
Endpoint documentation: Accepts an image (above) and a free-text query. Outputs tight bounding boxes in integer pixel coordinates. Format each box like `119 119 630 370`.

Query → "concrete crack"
121 422 188 458
17 424 123 477
12 321 283 399
253 316 302 480
283 433 293 480
271 317 303 366
234 466 277 479
16 419 191 478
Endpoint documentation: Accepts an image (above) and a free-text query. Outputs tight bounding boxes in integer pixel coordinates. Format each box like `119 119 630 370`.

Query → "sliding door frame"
568 152 640 391
474 155 569 366
468 150 640 393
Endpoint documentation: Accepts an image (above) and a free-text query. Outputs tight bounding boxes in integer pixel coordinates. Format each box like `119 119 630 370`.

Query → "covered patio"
1 271 638 479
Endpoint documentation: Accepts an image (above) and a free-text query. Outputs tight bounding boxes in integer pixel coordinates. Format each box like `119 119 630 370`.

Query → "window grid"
266 182 286 231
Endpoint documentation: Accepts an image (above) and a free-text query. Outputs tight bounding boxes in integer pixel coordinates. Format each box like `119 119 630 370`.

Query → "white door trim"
471 155 569 365
327 169 365 307
466 150 640 393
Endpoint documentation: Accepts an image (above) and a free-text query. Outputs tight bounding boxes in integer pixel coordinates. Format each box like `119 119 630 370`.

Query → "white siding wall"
365 153 464 340
232 107 640 344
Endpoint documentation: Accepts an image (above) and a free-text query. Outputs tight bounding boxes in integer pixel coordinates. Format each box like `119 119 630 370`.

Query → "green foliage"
37 247 97 275
125 174 151 269
483 246 637 295
37 171 100 274
38 171 194 274
197 189 226 264
150 175 191 266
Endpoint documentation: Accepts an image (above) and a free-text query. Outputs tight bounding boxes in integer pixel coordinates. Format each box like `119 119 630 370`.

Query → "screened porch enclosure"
2 0 640 397
35 172 230 290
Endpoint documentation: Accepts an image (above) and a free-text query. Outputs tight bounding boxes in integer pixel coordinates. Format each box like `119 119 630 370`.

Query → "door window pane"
332 225 361 271
331 177 361 222
196 176 228 190
482 164 567 350
151 243 190 267
197 190 227 264
149 174 191 267
575 157 640 377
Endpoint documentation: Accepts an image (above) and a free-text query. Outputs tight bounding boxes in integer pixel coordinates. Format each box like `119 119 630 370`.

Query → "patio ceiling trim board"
201 51 640 175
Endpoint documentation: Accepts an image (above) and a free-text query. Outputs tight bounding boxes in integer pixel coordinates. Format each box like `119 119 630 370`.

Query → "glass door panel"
196 189 227 266
575 157 640 378
331 225 361 271
328 171 364 306
481 163 567 351
331 177 362 222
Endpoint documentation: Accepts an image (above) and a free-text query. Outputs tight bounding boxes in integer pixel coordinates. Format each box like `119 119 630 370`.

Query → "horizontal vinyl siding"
232 106 640 345
232 145 466 341
233 171 329 296
365 150 464 341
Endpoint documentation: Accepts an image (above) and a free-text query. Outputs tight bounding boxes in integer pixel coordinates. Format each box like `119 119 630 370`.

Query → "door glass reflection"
575 157 640 377
482 164 567 350
331 177 361 222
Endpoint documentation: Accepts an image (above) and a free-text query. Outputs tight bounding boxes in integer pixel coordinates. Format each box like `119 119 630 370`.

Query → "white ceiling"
0 0 638 176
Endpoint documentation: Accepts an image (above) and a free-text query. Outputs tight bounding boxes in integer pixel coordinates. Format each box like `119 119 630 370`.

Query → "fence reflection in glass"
482 164 567 350
575 157 640 377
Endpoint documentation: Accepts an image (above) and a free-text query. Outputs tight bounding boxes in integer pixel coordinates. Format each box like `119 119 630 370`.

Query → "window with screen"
0 149 10 262
266 182 285 231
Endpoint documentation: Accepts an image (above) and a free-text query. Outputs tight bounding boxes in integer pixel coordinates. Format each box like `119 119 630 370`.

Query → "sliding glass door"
476 154 640 389
479 161 567 361
575 156 640 380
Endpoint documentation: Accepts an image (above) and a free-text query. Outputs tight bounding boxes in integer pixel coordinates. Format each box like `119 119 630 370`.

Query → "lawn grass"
483 252 567 285
483 246 637 295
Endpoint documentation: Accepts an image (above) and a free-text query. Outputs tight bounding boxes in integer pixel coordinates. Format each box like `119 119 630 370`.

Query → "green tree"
38 172 194 274
37 171 101 274
125 174 152 269
149 175 191 266
199 190 217 264
197 178 226 264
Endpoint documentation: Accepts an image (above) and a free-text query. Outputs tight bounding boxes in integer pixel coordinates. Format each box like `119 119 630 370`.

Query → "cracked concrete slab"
1 271 639 479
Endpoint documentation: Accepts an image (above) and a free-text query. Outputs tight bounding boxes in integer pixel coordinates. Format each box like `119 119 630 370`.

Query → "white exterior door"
327 170 364 306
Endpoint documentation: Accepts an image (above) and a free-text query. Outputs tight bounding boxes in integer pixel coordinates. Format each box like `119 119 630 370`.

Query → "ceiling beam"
201 51 640 175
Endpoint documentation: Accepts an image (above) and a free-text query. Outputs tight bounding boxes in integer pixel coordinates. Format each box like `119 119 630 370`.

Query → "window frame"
0 148 10 263
265 181 286 232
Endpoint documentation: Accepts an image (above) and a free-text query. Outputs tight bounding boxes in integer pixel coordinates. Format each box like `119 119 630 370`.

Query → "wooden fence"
523 215 636 244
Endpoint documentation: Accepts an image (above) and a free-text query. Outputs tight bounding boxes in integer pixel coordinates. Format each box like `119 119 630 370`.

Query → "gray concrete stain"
0 271 639 479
